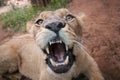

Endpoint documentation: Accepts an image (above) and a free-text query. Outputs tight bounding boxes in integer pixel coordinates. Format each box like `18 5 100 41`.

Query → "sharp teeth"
51 41 54 44
56 63 64 66
55 40 61 43
64 56 69 65
59 41 61 43
66 46 68 51
50 58 56 67
49 42 52 45
59 40 62 43
50 56 69 67
56 56 69 66
49 40 62 45
50 41 56 45
46 47 49 54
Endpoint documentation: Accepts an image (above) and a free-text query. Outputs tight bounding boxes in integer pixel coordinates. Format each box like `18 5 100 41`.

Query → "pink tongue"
54 44 65 62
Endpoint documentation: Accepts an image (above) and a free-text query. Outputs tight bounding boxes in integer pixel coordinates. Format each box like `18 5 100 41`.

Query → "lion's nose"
45 21 65 33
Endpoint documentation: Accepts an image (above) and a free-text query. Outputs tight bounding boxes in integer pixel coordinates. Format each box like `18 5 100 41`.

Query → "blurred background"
0 0 120 80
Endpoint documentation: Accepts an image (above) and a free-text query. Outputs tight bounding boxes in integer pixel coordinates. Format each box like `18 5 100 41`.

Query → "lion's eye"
35 19 43 25
66 14 75 21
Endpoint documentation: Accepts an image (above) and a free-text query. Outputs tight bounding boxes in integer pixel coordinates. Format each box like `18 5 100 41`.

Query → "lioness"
0 8 104 80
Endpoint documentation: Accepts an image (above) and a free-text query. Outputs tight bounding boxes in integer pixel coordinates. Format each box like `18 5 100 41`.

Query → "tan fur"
0 8 104 80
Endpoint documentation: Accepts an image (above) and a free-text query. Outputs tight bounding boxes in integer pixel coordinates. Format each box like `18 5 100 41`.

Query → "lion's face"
27 8 83 74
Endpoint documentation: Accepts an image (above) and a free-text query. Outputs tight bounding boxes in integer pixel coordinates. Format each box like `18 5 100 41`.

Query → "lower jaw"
46 53 75 74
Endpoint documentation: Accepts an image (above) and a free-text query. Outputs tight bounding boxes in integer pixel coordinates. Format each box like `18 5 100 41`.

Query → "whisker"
81 38 90 46
65 30 77 37
70 40 89 53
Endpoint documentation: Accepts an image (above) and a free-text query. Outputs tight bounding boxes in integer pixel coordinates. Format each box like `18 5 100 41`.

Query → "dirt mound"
68 0 120 80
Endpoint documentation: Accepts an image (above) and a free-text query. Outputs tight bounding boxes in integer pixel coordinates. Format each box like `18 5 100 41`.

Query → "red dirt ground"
0 0 120 80
68 0 120 80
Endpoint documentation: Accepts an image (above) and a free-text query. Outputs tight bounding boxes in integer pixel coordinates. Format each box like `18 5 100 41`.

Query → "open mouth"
43 37 75 73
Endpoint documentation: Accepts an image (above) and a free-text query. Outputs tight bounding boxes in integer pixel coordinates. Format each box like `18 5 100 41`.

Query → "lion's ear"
26 21 34 34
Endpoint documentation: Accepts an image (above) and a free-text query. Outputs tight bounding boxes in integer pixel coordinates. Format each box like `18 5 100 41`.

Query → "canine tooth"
64 56 69 65
46 47 49 54
59 40 62 43
59 41 61 43
66 46 68 51
50 59 56 67
52 41 55 44
49 42 52 45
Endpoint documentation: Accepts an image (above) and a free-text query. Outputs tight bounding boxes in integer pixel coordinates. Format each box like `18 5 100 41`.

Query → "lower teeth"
46 47 49 54
50 56 69 67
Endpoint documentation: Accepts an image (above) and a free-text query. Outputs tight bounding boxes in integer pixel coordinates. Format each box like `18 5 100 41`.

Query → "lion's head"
27 8 84 74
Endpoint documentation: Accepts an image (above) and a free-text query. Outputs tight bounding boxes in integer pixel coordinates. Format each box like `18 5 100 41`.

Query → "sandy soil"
68 0 120 80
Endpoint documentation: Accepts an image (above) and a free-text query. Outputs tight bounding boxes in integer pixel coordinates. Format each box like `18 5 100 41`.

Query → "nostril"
57 22 66 28
63 23 66 28
45 22 65 33
46 25 52 30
